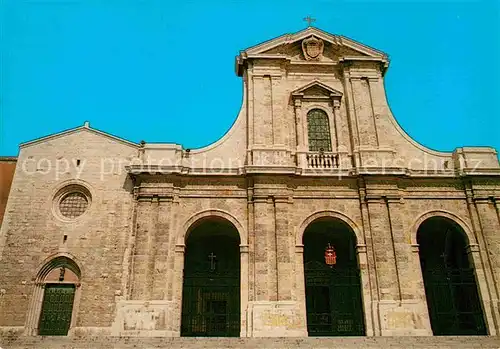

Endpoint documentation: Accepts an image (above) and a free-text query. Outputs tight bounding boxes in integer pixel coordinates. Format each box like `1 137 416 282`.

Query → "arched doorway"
417 216 486 335
303 217 365 336
181 217 241 337
37 256 81 336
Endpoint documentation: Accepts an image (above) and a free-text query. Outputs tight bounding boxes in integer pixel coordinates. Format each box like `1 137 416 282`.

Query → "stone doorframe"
173 209 249 337
24 253 82 336
295 210 373 336
410 210 498 336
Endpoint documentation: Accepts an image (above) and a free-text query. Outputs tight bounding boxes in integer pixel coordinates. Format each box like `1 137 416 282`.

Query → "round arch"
179 210 243 337
414 210 487 335
410 210 475 246
298 210 366 336
296 210 362 246
179 209 247 246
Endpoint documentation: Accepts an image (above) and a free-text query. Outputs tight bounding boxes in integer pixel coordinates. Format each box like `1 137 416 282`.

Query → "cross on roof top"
303 16 316 27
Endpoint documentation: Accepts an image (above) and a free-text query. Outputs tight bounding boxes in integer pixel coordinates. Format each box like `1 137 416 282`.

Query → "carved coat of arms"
302 36 324 61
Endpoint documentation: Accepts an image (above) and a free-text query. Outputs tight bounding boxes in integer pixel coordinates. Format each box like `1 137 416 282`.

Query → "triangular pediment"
20 123 139 149
236 27 388 76
291 80 343 99
241 27 387 58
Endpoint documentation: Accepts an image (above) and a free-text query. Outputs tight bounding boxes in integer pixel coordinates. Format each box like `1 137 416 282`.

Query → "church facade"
0 27 499 339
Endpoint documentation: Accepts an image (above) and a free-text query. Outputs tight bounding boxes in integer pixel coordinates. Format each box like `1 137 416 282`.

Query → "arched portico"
174 210 248 337
416 215 487 335
295 211 368 336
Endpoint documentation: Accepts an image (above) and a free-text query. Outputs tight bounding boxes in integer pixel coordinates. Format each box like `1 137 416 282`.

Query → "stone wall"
0 128 139 333
0 27 499 340
113 174 500 337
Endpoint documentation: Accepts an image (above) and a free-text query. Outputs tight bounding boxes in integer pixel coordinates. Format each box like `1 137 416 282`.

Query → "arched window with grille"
307 109 332 152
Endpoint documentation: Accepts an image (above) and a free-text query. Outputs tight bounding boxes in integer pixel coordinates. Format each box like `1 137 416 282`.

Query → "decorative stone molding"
409 210 475 245
301 35 324 61
378 300 432 336
466 243 480 253
291 80 343 104
111 300 177 337
245 301 307 337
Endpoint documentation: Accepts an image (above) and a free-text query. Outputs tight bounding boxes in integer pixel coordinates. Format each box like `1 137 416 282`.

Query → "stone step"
1 336 499 349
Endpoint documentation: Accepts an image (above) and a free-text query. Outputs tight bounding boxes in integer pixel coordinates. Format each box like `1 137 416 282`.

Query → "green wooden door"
38 284 75 336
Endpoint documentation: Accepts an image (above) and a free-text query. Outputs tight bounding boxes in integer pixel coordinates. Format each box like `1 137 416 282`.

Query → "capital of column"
274 195 291 204
356 244 367 254
332 97 341 110
240 244 249 253
474 196 495 205
253 197 269 204
466 243 480 254
294 99 302 108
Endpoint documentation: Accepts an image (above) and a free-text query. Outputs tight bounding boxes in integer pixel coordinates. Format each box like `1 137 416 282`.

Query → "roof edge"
20 123 140 149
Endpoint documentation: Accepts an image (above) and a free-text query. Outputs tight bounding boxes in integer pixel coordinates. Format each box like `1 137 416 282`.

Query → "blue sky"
1 0 499 156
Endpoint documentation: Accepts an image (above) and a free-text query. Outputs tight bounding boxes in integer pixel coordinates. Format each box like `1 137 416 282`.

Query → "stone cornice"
236 26 389 76
127 165 500 181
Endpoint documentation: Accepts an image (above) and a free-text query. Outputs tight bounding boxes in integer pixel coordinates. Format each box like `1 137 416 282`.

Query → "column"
331 98 341 152
240 244 250 337
172 243 185 336
294 99 306 168
294 244 307 333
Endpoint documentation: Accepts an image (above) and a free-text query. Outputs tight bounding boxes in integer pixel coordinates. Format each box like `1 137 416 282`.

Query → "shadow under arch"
296 210 362 246
410 210 475 246
300 213 365 336
179 209 247 246
179 212 242 337
416 214 487 335
26 253 82 336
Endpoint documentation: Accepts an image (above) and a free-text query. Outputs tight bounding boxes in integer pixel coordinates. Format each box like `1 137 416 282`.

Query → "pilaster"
131 198 155 300
253 197 274 301
357 180 379 336
341 64 360 166
366 190 431 335
152 197 173 300
275 195 292 301
464 183 499 335
471 195 500 335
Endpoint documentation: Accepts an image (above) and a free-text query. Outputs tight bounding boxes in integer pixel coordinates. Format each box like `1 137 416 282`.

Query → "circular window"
59 192 88 218
54 184 92 220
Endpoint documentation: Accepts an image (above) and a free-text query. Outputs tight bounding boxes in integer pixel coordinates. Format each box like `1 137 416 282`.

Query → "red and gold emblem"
324 243 337 266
